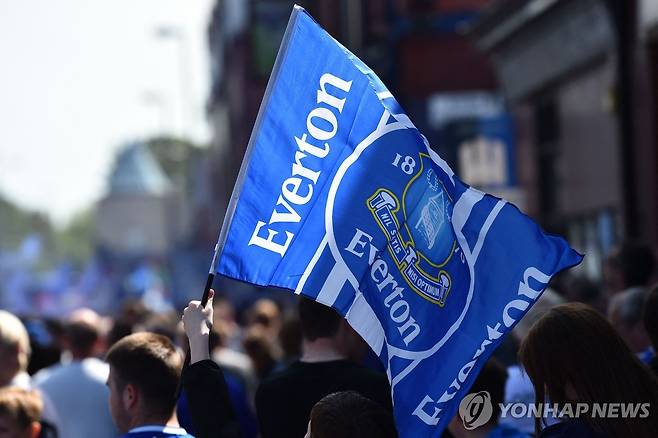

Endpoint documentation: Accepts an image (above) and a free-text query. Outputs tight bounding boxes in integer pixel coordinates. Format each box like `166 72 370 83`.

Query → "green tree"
145 136 206 192
0 193 52 250
52 210 93 267
0 192 93 269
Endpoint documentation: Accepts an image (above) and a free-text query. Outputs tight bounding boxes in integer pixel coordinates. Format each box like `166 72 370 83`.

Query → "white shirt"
34 358 118 438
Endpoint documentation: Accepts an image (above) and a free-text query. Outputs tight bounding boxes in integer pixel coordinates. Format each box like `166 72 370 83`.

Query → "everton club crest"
367 153 456 306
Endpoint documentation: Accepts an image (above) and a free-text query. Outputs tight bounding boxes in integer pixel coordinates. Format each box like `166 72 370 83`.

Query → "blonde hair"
0 311 31 371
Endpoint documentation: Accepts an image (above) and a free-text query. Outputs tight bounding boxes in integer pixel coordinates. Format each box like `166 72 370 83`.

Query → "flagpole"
177 4 302 398
211 6 302 260
200 242 220 307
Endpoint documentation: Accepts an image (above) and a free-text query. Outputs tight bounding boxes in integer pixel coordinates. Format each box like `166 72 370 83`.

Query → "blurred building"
95 143 187 257
205 0 658 280
204 0 504 303
469 0 658 277
206 0 500 226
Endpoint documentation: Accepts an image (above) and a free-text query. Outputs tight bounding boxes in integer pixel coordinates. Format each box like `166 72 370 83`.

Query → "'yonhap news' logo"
458 391 651 429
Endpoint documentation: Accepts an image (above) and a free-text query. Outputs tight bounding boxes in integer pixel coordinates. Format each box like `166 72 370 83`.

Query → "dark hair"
298 296 341 341
279 315 302 360
608 242 655 288
105 332 182 419
247 299 280 328
107 321 133 348
310 391 397 438
66 320 99 356
0 387 42 429
519 303 658 437
468 358 507 423
242 326 277 379
643 284 658 349
565 275 601 306
138 313 178 342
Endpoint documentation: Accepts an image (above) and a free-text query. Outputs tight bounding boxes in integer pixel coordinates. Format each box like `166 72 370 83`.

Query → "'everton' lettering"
346 228 421 345
412 265 552 425
249 73 353 256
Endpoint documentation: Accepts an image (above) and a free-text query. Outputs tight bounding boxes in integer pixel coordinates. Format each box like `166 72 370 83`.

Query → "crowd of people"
0 242 657 437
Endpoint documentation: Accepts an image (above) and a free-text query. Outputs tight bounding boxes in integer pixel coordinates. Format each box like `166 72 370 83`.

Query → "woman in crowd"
519 302 658 437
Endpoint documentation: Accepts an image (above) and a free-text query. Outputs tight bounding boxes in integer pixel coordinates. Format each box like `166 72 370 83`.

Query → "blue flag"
215 6 582 437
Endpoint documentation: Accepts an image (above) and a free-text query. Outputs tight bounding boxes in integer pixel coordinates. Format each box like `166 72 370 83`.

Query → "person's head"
298 297 366 360
212 295 236 326
455 358 508 432
117 299 149 327
306 391 397 438
607 287 650 353
105 332 182 433
252 298 280 322
242 325 278 379
279 315 302 361
211 297 236 342
65 321 99 360
643 284 658 351
0 388 42 438
519 303 658 437
136 313 178 343
604 242 655 292
298 297 341 341
106 321 133 349
65 308 103 359
564 275 604 312
0 311 31 387
448 358 507 437
247 298 281 342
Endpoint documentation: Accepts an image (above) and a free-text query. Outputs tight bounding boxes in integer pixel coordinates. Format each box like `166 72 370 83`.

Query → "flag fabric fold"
215 6 582 436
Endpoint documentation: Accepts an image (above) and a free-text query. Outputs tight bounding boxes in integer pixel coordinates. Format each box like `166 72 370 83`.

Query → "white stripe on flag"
451 188 484 260
295 235 328 295
377 91 393 100
471 199 506 262
315 261 349 306
346 292 385 355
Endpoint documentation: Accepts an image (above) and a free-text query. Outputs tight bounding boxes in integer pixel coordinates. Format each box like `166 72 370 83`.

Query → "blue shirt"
120 425 195 438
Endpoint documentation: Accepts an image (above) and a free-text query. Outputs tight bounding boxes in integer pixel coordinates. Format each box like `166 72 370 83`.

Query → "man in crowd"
34 309 117 438
255 296 391 438
105 332 194 438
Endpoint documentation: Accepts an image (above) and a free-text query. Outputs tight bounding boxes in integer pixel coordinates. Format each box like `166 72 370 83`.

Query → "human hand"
182 289 214 364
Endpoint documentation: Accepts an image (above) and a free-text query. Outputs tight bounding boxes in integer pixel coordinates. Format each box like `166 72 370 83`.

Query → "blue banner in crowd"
215 6 582 437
